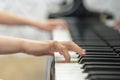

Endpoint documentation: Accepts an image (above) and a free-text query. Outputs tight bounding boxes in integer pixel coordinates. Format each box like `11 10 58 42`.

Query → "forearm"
0 11 36 26
0 11 68 31
0 35 50 55
0 35 25 54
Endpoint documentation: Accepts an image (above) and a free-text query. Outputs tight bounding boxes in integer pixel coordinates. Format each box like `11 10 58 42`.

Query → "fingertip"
65 57 70 63
82 49 86 55
59 51 70 63
65 60 70 63
65 55 70 63
79 49 86 56
83 49 86 53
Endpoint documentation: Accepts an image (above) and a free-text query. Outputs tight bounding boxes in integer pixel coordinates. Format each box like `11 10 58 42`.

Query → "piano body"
46 0 120 80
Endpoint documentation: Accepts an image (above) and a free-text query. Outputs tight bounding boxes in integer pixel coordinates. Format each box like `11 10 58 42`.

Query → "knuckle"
61 46 66 50
58 45 65 51
68 41 74 45
47 40 54 46
47 40 58 51
48 40 58 46
53 41 59 46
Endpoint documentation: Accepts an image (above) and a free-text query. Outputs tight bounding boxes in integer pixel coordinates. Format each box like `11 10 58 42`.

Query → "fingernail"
82 49 86 55
83 49 86 52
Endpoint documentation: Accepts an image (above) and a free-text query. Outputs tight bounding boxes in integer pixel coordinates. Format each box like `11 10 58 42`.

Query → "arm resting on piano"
0 36 85 62
0 11 67 31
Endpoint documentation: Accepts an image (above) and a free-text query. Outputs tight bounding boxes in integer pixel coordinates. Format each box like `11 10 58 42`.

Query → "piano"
46 0 120 80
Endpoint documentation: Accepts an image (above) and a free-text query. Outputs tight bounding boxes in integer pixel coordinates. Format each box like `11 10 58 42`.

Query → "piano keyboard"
52 18 120 80
52 28 88 80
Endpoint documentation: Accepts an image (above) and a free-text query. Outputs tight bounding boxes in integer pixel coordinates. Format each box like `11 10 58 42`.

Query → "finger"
59 47 70 63
114 25 120 30
57 21 68 29
115 22 120 26
49 26 56 31
58 21 68 29
51 20 68 29
62 41 86 56
71 43 86 56
46 25 58 31
113 25 120 30
56 42 70 62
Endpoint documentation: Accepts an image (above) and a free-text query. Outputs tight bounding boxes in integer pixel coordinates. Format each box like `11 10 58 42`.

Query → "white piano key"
55 52 78 62
55 51 78 58
52 28 72 41
55 63 88 80
55 57 78 63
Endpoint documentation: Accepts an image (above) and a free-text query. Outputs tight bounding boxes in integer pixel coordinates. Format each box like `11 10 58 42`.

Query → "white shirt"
0 0 48 20
0 0 51 40
83 0 120 20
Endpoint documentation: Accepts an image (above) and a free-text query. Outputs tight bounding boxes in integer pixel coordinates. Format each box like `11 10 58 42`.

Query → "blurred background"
0 0 120 80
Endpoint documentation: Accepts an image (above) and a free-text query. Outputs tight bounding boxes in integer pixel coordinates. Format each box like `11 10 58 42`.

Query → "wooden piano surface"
0 55 47 80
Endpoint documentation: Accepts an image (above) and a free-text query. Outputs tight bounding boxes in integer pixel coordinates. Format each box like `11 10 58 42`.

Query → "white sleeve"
83 0 120 20
0 0 8 10
83 0 111 13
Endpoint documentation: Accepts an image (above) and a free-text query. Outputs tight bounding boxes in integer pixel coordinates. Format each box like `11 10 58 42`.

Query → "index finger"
62 41 86 56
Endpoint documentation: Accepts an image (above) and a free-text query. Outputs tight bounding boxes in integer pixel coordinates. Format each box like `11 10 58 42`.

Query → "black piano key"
87 71 120 79
108 41 120 46
104 37 120 40
86 52 117 55
82 46 111 49
77 52 117 58
81 46 111 49
77 43 108 47
116 48 120 52
113 45 120 48
75 41 108 47
77 52 118 59
79 45 110 47
86 48 113 52
114 47 120 54
73 39 103 42
79 58 120 64
89 75 120 80
81 62 120 69
76 41 106 45
83 66 120 73
80 46 114 52
79 55 119 61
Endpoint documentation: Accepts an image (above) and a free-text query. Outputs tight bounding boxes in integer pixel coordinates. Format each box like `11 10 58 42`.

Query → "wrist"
25 19 42 28
20 40 52 55
19 39 30 53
